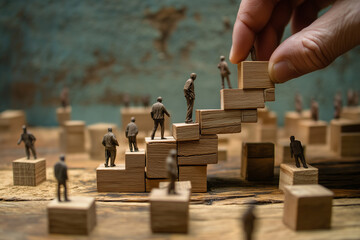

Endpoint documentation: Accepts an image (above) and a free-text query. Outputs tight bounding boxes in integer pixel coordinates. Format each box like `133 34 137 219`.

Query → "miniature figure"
125 117 139 152
184 73 196 123
334 92 342 119
295 93 303 114
166 149 178 195
60 87 69 108
142 94 151 107
17 125 37 159
311 98 319 121
241 201 256 240
217 56 232 89
348 89 359 106
150 97 171 140
123 93 131 108
290 136 308 168
54 155 69 202
250 46 256 61
102 127 119 167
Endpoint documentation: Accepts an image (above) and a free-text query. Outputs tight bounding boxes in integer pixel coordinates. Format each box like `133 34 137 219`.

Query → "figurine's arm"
112 135 119 146
163 107 170 117
150 110 154 119
125 125 129 138
290 144 294 158
101 137 106 147
224 63 231 74
17 135 22 145
217 63 221 69
64 166 68 180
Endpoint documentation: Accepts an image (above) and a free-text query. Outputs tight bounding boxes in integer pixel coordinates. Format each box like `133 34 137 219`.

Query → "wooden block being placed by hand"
238 61 274 89
179 165 207 193
47 196 97 235
264 88 275 101
220 89 265 110
125 150 145 169
196 109 241 134
298 120 327 145
12 158 46 186
283 184 333 231
56 106 71 126
146 178 170 192
279 163 318 191
241 109 258 123
172 123 200 141
159 181 192 192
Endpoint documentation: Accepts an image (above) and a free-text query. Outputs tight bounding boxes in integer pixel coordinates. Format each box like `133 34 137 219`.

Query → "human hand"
230 0 360 83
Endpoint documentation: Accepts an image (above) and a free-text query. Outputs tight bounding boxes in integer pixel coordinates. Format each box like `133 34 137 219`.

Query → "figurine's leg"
111 150 116 166
64 182 69 201
185 98 191 123
189 99 194 122
30 145 37 159
300 154 308 168
221 76 225 89
105 150 109 167
226 75 232 89
133 137 139 151
151 121 159 140
25 146 30 160
294 155 300 167
160 119 165 139
57 182 61 201
128 138 133 152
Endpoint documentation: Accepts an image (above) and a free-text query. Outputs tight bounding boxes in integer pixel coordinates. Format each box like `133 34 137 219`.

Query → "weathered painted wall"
0 0 359 127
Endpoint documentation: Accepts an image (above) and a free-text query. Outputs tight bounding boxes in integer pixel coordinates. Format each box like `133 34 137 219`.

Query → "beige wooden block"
340 106 360 120
179 165 207 193
279 163 318 191
258 108 277 125
220 89 265 110
150 188 190 233
284 111 311 136
47 196 96 235
12 158 46 186
298 120 327 145
329 119 360 154
146 178 170 192
218 147 227 161
96 164 145 192
56 106 71 126
238 61 274 89
0 110 26 132
88 123 117 160
145 137 177 178
241 109 258 123
125 150 145 169
256 124 277 143
276 140 306 166
61 120 86 153
64 120 86 133
172 123 200 141
340 132 360 157
283 185 333 231
264 88 275 101
159 181 192 192
196 109 241 134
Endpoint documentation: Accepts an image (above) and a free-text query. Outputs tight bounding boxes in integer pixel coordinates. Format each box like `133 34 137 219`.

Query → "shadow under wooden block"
96 164 145 192
145 137 177 178
264 88 275 102
179 165 207 193
159 181 192 192
284 111 311 137
125 149 145 169
150 188 190 233
298 120 327 145
279 163 318 191
61 120 86 153
238 61 274 89
196 109 241 134
56 106 71 126
283 185 333 231
241 109 258 123
276 140 306 166
220 89 265 110
340 106 360 121
47 196 96 235
218 147 227 161
88 123 117 160
177 134 218 165
0 110 26 132
172 123 200 141
12 158 46 186
329 119 360 156
146 178 170 192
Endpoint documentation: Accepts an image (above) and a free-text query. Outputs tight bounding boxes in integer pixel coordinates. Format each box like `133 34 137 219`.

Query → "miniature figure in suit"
166 149 178 195
17 125 37 159
242 202 256 240
295 93 303 114
126 117 139 152
217 56 232 89
150 97 170 140
54 155 69 202
102 127 119 167
334 92 342 119
290 136 308 168
60 87 69 108
184 73 196 123
311 98 319 121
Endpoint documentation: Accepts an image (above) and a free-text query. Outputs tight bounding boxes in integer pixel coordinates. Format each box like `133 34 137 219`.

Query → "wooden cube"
284 111 311 136
0 110 26 132
276 140 306 166
340 106 360 120
145 137 177 178
179 165 207 193
330 119 360 156
298 120 327 145
47 196 96 235
279 163 318 191
220 89 265 110
283 185 333 231
172 123 200 141
264 88 275 101
258 108 277 125
241 109 258 123
159 181 192 192
218 147 227 161
12 158 46 186
238 61 274 89
340 132 360 157
88 123 117 160
256 124 277 143
96 164 145 192
150 188 190 233
61 120 86 153
196 109 241 134
177 134 218 165
56 106 71 126
146 178 170 192
125 150 145 169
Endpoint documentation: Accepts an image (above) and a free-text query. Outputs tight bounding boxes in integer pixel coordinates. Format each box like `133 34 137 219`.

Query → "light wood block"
179 165 207 193
264 88 275 101
196 109 241 134
150 188 190 233
0 110 26 132
178 134 218 165
238 61 274 89
284 111 311 136
220 89 265 110
218 147 227 161
279 163 318 191
258 108 277 125
47 196 96 235
241 109 258 123
146 178 170 192
329 119 360 155
96 164 145 192
256 124 277 143
12 158 46 186
56 106 71 126
276 140 306 166
340 132 360 157
159 181 192 192
340 106 360 120
88 123 117 160
298 120 327 145
145 137 177 178
172 123 200 141
61 120 86 153
125 150 145 169
283 185 333 231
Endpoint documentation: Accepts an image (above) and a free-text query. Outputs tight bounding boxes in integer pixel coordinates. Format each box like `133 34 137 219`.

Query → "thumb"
269 0 360 83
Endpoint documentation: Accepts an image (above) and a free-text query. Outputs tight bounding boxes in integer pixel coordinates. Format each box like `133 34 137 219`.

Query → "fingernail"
270 60 298 83
229 45 234 61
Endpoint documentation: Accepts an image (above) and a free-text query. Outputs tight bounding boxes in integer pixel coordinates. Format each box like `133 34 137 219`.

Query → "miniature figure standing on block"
125 117 139 152
334 92 342 119
217 56 232 89
102 127 119 167
54 155 69 202
17 125 37 159
241 202 256 240
311 98 319 121
150 97 170 139
295 93 303 114
184 73 196 123
290 136 307 168
166 149 178 194
60 87 70 108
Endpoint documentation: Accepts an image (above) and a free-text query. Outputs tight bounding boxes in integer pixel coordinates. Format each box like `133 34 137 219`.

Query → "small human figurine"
142 94 151 107
333 92 342 119
250 46 256 61
241 202 256 240
125 117 139 152
217 56 232 89
348 89 359 106
184 73 196 123
166 149 178 195
17 125 37 159
150 97 171 140
290 136 308 168
123 93 131 108
102 127 119 167
295 93 303 114
310 98 319 121
60 87 69 108
54 155 69 202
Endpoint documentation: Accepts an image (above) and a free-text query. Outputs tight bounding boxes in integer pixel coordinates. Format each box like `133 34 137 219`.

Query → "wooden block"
61 120 86 153
340 132 360 157
276 140 306 166
258 108 277 125
241 109 258 123
264 88 275 101
196 109 241 134
64 120 86 133
340 106 360 120
96 164 145 192
178 134 218 165
284 111 311 136
329 119 360 154
238 61 274 89
0 110 26 132
279 163 318 191
220 89 265 110
47 196 96 235
150 188 190 233
218 147 227 161
159 181 192 192
56 106 71 126
146 178 170 192
88 123 117 160
125 150 145 169
172 123 200 141
242 142 275 158
283 185 333 231
298 120 327 145
256 124 277 143
179 165 207 193
12 158 46 186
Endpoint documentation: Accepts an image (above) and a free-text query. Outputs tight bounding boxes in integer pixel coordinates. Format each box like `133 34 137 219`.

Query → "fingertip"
269 59 299 83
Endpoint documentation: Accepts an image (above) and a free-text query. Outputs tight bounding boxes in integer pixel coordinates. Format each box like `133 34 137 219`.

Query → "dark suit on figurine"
150 97 170 139
17 125 37 159
102 128 119 167
184 73 196 123
290 136 308 168
126 117 139 152
54 155 69 202
217 56 232 89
